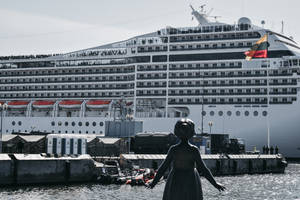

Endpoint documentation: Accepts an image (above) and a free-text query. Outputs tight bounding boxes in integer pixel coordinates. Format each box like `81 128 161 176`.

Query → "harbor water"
0 164 299 200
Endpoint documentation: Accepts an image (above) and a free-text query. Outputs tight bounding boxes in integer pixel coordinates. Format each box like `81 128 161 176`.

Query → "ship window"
78 122 82 126
92 122 96 126
236 111 241 116
65 122 68 126
18 121 22 126
253 111 258 116
201 111 206 116
51 121 55 126
218 111 223 116
100 122 104 126
12 121 16 126
210 111 214 116
245 111 249 116
262 111 268 116
227 111 232 116
85 122 89 126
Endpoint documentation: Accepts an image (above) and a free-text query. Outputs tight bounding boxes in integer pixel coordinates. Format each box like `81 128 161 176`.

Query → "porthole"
51 121 55 126
86 131 88 134
245 111 249 116
65 121 68 126
85 122 89 126
93 131 95 134
218 111 223 116
92 122 96 126
254 111 258 116
51 130 55 133
72 122 75 126
100 122 104 126
79 131 82 134
236 111 240 116
78 122 82 126
58 121 62 126
58 131 61 133
262 111 268 116
72 131 74 133
100 131 103 134
65 131 68 133
12 121 16 126
201 111 206 116
210 111 214 116
18 121 22 126
227 111 232 116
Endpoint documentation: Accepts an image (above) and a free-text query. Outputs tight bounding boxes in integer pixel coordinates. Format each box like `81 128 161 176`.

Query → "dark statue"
147 118 225 200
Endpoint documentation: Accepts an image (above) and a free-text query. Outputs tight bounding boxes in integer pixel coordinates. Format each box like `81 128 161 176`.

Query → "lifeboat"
59 100 82 109
7 101 30 109
86 100 111 109
32 100 55 109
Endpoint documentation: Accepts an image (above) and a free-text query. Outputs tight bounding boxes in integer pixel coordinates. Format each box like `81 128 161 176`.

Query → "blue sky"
0 0 299 56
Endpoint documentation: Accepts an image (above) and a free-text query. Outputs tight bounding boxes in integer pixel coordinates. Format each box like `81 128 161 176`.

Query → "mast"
190 4 210 26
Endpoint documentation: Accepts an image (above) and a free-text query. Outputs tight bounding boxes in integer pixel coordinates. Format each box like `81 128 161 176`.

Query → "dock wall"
119 154 287 175
0 154 97 186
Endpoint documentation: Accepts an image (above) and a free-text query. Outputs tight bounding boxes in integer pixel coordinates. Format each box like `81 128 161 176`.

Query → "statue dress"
151 142 218 200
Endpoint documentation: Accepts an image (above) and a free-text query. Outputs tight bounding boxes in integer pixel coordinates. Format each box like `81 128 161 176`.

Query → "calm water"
1 164 300 200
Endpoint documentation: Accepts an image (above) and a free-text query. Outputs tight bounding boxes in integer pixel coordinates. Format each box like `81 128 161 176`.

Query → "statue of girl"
147 118 225 200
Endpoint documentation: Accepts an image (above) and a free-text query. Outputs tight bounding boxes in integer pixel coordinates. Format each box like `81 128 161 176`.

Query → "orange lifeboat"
59 100 82 109
8 101 30 109
32 100 55 109
86 100 111 109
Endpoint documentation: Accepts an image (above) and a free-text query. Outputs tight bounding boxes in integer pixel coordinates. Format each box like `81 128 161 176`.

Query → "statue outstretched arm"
195 148 225 191
148 147 174 188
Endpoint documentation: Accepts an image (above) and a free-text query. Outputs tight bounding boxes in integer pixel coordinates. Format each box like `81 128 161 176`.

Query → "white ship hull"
2 94 300 158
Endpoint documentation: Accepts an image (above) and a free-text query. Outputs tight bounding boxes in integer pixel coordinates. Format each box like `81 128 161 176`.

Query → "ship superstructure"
1 6 300 158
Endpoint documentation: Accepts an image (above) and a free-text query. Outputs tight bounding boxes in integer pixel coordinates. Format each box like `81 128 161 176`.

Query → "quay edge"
0 153 287 186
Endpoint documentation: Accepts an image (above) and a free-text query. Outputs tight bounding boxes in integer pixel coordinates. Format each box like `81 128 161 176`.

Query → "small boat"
32 100 55 109
59 100 83 109
7 101 30 109
86 100 111 109
125 168 155 186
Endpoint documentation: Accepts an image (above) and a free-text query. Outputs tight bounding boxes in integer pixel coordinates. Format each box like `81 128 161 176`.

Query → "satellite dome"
238 17 252 25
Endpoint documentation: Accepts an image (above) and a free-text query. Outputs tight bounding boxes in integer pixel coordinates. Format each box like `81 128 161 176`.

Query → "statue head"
174 118 195 140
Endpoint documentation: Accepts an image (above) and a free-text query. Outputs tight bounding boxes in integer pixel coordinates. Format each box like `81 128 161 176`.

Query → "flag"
245 34 268 61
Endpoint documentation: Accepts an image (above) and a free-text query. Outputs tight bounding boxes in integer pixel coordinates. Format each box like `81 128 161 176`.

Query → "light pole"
0 103 8 153
208 121 213 134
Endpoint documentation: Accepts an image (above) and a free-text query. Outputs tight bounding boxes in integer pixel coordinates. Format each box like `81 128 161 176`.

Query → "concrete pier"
0 153 287 186
120 154 287 175
0 154 97 186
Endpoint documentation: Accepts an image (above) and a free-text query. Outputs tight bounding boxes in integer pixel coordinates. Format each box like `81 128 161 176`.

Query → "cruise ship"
1 6 300 158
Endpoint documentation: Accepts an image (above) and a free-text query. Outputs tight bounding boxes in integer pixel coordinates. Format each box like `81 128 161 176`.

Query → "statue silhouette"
147 118 225 200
